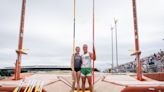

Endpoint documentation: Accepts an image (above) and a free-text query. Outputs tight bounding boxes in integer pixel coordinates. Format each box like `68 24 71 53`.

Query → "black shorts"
74 68 81 72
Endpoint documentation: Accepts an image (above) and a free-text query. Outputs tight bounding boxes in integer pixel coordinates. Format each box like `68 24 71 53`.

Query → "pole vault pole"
14 0 27 80
73 0 76 53
71 0 76 91
132 0 142 80
92 0 95 86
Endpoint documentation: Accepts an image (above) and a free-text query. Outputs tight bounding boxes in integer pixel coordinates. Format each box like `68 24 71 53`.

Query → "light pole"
111 26 114 72
114 18 119 67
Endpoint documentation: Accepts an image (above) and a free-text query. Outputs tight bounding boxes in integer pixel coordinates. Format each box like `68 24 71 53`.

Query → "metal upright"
132 0 142 80
14 0 27 80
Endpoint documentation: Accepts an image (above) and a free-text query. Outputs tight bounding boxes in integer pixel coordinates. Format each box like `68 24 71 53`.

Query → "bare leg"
76 71 81 92
81 76 86 92
72 71 76 92
87 76 92 92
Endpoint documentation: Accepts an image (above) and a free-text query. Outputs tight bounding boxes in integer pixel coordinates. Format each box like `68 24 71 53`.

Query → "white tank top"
81 53 92 68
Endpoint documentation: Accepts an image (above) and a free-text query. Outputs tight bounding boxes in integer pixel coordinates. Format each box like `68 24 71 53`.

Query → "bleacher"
113 50 164 73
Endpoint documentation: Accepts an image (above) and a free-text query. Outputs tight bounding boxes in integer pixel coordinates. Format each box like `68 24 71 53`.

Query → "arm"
71 54 74 71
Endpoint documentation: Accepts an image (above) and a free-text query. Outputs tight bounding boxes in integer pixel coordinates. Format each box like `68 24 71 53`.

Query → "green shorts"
81 68 92 77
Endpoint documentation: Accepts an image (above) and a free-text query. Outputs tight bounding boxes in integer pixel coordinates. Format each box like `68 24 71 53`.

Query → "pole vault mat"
94 73 164 92
5 72 164 92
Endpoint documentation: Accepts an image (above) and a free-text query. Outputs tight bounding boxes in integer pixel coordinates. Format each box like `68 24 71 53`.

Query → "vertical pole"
92 0 95 86
132 0 142 80
73 0 76 53
14 0 26 80
111 26 114 72
71 1 76 91
114 18 119 67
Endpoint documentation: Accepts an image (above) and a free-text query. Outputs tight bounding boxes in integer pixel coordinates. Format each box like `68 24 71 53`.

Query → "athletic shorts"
81 68 92 77
74 68 81 72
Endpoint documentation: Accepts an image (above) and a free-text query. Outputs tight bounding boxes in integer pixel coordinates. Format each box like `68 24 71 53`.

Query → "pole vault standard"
14 0 27 80
131 0 142 80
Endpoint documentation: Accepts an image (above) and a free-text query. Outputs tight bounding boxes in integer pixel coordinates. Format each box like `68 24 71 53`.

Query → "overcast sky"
0 0 164 70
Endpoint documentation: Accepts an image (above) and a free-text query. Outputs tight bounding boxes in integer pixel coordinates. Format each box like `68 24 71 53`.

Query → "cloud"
0 0 164 70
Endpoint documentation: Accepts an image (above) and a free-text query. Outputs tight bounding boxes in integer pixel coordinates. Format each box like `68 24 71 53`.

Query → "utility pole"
131 0 142 80
14 0 27 80
114 18 119 67
111 26 114 72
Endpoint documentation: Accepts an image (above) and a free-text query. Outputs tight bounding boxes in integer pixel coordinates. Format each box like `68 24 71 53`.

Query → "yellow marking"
24 87 29 92
74 91 90 92
13 87 18 92
70 90 90 92
34 86 39 92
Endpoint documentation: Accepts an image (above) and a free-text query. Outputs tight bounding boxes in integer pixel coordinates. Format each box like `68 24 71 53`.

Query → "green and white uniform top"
81 52 92 68
81 52 92 76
